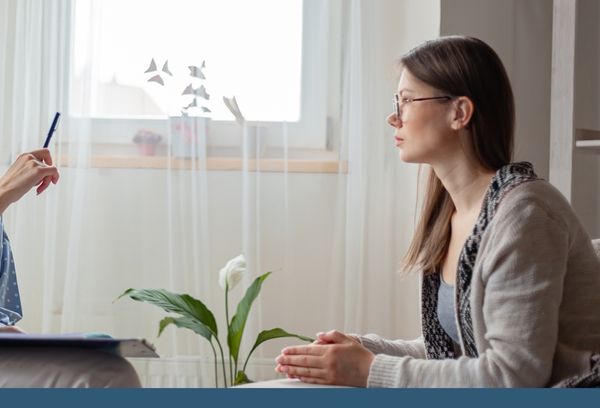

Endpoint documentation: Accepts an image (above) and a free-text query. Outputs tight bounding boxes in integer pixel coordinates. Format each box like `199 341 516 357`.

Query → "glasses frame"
393 94 454 118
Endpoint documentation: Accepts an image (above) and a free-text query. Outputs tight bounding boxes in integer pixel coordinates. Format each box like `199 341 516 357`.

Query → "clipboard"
0 333 159 358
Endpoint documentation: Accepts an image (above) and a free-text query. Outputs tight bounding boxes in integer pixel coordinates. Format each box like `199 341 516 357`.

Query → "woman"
274 36 600 387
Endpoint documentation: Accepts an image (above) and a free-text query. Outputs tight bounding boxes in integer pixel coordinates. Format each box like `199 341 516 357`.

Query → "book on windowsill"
0 332 159 358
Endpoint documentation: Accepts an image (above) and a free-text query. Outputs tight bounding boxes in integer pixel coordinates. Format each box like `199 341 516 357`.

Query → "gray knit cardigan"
358 162 600 387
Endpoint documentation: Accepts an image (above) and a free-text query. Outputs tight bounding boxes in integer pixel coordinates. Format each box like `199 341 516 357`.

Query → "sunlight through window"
70 0 303 121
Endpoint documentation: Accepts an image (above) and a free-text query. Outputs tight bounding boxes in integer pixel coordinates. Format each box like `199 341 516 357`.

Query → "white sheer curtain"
0 0 432 386
0 0 75 335
326 0 421 338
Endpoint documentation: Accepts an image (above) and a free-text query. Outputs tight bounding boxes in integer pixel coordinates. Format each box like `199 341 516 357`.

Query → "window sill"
57 146 347 174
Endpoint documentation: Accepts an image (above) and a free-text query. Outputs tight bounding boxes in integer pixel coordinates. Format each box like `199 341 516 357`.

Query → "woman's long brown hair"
401 36 515 275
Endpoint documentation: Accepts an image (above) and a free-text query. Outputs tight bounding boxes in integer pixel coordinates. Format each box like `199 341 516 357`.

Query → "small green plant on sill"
118 254 312 387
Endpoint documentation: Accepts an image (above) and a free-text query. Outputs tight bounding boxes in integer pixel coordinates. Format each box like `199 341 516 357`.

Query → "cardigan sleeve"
368 196 569 387
354 334 426 359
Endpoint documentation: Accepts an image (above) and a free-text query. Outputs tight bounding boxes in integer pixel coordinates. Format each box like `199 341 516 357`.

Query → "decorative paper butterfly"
144 58 173 86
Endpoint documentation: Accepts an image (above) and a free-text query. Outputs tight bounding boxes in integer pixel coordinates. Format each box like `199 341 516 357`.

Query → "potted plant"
133 130 162 156
118 254 312 387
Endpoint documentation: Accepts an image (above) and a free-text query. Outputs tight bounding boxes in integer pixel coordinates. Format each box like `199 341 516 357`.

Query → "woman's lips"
395 136 404 145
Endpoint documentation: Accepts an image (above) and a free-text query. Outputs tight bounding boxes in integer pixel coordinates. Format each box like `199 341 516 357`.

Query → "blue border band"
1 389 599 408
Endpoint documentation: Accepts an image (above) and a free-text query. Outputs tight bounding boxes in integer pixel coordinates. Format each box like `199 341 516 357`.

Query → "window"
69 0 338 150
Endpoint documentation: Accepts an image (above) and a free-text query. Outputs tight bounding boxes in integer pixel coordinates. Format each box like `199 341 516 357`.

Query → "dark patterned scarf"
418 161 600 387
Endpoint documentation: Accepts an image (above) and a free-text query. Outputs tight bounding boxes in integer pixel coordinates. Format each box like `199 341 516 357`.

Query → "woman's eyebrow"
398 88 415 95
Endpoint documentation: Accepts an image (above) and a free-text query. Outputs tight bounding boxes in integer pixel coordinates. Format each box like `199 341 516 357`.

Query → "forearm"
0 186 11 214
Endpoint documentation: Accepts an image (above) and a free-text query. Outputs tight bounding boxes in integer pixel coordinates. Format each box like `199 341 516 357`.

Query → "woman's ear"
450 96 474 130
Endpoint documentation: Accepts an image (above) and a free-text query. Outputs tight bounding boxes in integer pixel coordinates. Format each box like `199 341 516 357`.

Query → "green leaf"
249 328 313 356
242 328 314 371
119 288 218 337
158 316 213 342
234 370 253 386
227 272 271 363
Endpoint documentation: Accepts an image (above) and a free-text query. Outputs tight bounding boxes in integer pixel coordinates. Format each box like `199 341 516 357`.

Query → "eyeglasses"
393 94 453 118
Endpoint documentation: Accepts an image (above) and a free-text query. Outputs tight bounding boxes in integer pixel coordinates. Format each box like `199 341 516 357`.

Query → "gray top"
437 277 459 345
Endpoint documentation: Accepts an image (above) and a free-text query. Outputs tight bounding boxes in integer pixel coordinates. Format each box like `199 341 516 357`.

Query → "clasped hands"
275 330 374 387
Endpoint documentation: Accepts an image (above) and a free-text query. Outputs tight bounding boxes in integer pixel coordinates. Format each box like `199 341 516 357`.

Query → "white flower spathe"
218 254 247 291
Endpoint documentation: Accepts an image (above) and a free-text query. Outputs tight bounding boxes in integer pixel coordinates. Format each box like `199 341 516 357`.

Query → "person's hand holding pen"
0 112 61 214
0 149 60 214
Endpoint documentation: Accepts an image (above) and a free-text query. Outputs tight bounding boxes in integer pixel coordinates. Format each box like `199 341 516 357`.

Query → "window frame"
66 0 342 152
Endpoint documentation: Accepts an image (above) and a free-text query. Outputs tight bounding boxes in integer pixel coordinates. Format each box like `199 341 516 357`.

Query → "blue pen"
43 112 61 148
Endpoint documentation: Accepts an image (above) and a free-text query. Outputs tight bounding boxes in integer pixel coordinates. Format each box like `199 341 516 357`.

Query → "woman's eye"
401 98 411 103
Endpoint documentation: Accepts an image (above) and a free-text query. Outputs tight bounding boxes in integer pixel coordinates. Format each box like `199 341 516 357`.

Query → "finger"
42 166 60 184
316 332 333 343
38 166 59 180
298 376 328 385
35 167 59 189
315 332 335 344
275 364 298 379
276 364 315 380
278 364 327 379
282 345 325 356
276 354 321 368
318 330 349 344
29 148 53 166
36 177 52 195
275 367 299 380
324 332 360 344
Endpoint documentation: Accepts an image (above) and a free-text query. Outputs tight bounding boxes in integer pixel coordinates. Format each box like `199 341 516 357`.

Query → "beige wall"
573 0 600 238
440 0 600 238
440 0 553 180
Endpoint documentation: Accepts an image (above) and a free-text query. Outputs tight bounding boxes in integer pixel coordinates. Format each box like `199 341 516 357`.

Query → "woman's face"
387 69 456 164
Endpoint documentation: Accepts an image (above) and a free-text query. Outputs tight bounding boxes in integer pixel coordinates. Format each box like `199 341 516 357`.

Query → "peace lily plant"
119 255 312 387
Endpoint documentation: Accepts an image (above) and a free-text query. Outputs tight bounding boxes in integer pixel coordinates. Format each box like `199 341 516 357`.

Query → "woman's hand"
275 330 374 387
0 149 60 213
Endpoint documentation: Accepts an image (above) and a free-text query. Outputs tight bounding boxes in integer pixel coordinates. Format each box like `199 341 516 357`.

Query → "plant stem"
213 337 229 388
242 349 255 374
225 284 233 384
209 339 218 388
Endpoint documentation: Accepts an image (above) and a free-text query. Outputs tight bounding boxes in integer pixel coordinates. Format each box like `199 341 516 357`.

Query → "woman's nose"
387 113 402 128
